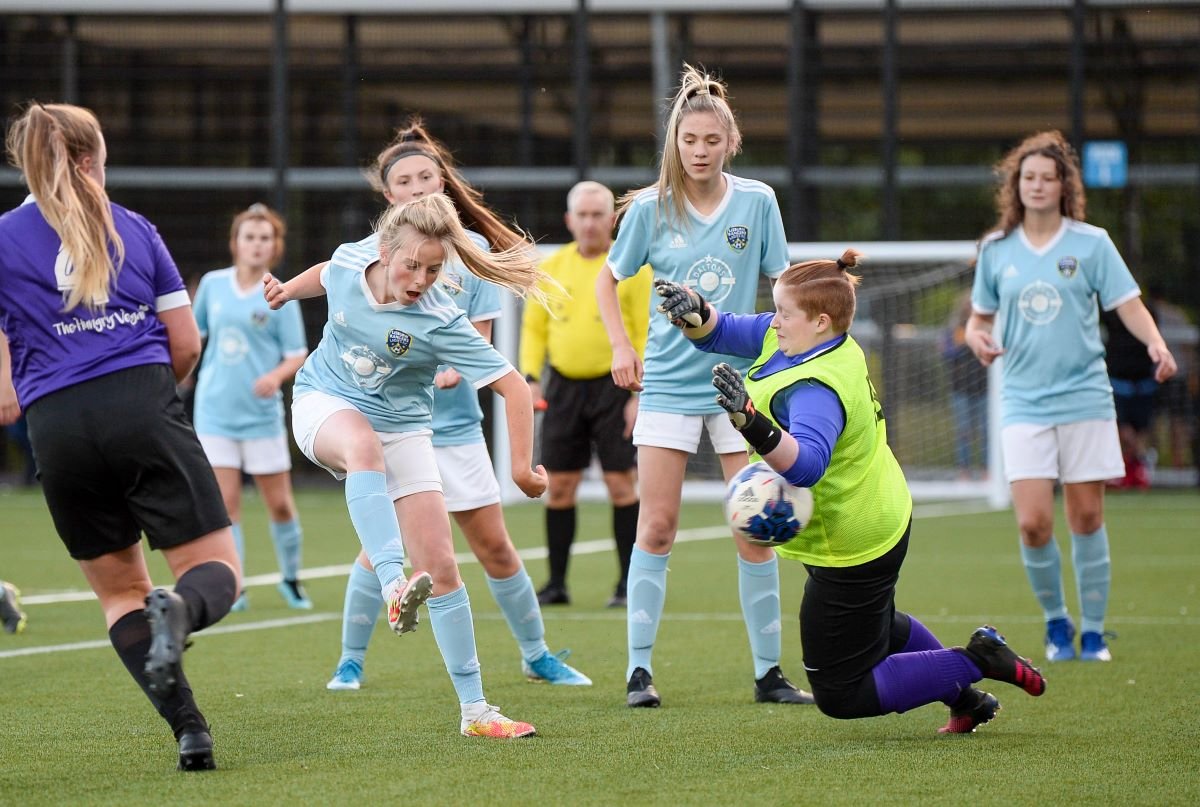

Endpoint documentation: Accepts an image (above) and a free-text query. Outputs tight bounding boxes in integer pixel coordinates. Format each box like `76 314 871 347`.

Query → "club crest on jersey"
251 310 270 328
725 225 749 253
1057 256 1079 279
386 328 412 356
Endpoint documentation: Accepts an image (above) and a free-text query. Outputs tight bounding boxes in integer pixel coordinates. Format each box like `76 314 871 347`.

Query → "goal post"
492 241 1009 509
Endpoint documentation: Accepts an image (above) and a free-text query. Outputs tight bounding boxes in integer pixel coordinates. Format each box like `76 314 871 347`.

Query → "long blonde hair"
375 194 548 306
5 103 124 311
618 64 743 230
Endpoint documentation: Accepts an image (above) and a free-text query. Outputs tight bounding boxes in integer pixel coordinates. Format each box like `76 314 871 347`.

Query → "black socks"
612 501 639 592
108 610 205 739
545 506 577 589
175 561 238 633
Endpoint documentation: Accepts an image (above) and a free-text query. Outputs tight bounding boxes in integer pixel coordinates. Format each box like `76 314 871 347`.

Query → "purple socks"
872 617 982 714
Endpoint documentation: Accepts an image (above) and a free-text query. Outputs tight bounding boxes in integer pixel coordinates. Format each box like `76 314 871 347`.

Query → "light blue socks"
1072 526 1111 635
338 560 384 666
738 555 783 680
268 518 303 581
485 567 549 662
428 585 485 705
231 522 245 572
344 471 406 590
1020 539 1068 621
626 547 669 680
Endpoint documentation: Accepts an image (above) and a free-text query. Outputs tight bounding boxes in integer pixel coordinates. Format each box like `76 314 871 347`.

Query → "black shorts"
539 367 636 472
799 524 911 696
26 364 230 561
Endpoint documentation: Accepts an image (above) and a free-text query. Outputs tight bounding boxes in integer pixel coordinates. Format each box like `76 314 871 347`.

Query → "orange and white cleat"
384 572 433 636
460 702 537 739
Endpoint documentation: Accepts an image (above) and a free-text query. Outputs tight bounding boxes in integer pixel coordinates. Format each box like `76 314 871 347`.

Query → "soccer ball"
724 462 813 547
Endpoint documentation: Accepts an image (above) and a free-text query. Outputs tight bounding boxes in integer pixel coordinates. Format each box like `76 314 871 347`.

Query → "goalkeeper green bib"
744 331 911 567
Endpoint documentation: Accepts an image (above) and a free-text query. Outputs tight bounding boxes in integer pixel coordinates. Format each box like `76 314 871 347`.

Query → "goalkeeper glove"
712 362 782 454
654 279 709 328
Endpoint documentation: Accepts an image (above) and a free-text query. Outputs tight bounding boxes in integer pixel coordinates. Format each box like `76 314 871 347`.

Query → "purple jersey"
0 197 189 408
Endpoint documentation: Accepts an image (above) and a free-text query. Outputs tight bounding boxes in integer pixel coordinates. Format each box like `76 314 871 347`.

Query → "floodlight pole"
62 15 78 105
1070 0 1087 151
881 0 899 240
271 0 289 217
651 11 671 151
787 0 808 240
573 0 590 180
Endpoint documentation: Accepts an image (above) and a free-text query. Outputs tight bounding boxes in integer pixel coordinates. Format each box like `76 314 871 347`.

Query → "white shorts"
292 391 442 500
434 442 501 513
197 433 292 475
1001 419 1125 484
632 409 747 455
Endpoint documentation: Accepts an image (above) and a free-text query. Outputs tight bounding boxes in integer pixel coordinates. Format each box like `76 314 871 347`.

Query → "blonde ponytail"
5 103 123 312
618 64 743 230
375 193 550 307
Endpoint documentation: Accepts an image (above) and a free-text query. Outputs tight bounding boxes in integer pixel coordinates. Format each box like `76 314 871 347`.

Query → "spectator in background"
941 291 989 479
1102 300 1160 490
520 181 650 608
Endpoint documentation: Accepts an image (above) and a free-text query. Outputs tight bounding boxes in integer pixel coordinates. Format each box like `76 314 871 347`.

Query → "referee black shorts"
540 366 636 473
26 363 231 561
799 523 912 705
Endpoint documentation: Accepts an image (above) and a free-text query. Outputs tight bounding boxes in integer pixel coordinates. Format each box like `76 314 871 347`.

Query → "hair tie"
381 148 442 184
836 258 848 269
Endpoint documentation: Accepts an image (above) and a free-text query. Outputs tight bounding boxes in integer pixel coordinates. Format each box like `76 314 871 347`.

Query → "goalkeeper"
656 249 1047 733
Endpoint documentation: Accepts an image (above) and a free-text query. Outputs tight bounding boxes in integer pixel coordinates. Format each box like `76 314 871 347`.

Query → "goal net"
493 241 1008 507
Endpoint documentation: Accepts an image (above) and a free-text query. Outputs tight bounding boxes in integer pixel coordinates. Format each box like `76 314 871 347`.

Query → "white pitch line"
0 613 341 659
17 502 992 608
4 608 1197 661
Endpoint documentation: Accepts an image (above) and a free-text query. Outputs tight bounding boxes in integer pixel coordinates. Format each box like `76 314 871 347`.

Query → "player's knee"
341 433 386 471
1017 514 1054 544
1070 510 1104 535
474 540 519 577
266 500 296 523
637 512 676 550
811 687 869 720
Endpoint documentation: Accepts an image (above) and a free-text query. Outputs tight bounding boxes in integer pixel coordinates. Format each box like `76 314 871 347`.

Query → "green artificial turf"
1 488 1196 805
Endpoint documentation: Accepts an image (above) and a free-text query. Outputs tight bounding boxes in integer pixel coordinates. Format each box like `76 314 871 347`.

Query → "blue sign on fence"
1082 141 1128 189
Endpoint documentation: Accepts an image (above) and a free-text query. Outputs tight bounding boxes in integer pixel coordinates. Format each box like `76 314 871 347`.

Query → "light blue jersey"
972 219 1139 427
607 173 789 414
293 235 512 433
193 267 308 439
431 231 502 447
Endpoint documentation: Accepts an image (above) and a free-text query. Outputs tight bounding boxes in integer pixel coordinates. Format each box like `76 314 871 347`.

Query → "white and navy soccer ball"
724 461 813 547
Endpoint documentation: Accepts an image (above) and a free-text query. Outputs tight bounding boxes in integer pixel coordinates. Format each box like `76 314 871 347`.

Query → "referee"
520 181 650 607
0 103 240 771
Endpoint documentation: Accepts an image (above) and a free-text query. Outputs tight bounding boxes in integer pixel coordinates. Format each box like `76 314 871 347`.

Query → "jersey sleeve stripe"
1102 287 1140 312
471 363 513 390
155 289 191 312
